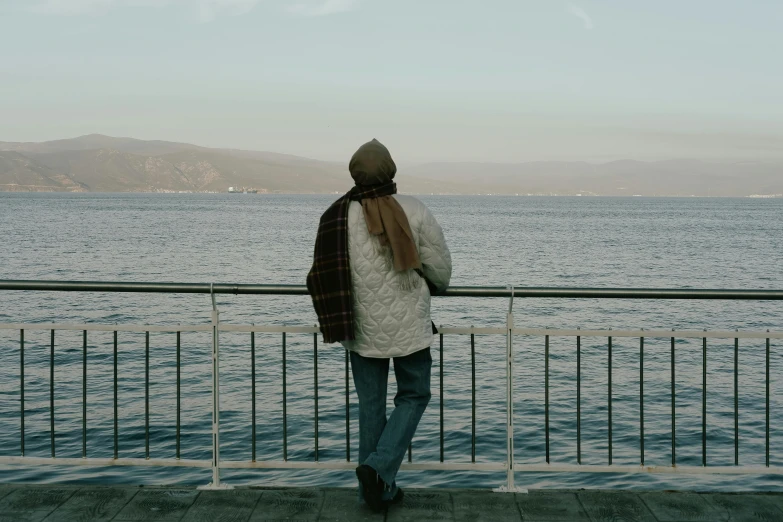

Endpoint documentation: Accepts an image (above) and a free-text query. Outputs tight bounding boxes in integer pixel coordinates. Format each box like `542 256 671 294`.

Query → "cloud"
29 0 260 21
567 3 593 30
288 0 361 17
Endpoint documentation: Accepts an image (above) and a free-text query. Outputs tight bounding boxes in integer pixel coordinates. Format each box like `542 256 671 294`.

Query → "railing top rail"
1 280 783 299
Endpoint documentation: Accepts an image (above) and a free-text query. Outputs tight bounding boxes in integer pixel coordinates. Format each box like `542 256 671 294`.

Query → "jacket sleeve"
417 202 452 294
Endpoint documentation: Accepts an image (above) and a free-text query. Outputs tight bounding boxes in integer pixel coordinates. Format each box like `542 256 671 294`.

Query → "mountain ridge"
1 135 781 196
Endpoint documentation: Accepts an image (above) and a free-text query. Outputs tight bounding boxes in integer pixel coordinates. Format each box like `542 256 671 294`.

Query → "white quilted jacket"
341 195 452 358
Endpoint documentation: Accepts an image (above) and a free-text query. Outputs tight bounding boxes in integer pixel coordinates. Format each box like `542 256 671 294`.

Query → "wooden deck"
1 484 782 521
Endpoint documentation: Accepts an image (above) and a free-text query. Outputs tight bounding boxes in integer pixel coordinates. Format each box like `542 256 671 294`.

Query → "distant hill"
404 159 783 196
0 134 438 193
1 135 781 196
0 134 464 194
0 135 203 156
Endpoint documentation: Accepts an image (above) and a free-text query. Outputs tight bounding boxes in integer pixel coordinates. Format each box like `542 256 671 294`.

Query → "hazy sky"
1 0 782 163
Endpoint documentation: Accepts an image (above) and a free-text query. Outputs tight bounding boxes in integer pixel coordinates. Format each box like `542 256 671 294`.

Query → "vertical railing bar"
767 332 770 468
145 331 150 460
640 332 644 466
471 329 476 464
735 332 739 466
608 331 612 466
114 330 118 460
251 330 256 463
50 329 55 458
282 331 288 461
176 330 180 460
440 331 444 463
505 295 515 490
314 330 319 462
20 329 25 457
208 287 222 487
577 331 581 465
702 332 706 467
408 443 412 463
345 348 350 462
545 333 550 464
82 329 87 459
671 331 675 467
506 296 515 491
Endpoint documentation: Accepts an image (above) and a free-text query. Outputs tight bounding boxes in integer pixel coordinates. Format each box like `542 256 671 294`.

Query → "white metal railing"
1 280 782 492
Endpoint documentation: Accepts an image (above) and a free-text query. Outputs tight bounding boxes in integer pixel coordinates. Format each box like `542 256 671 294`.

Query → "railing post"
200 284 233 490
505 292 515 490
495 286 526 493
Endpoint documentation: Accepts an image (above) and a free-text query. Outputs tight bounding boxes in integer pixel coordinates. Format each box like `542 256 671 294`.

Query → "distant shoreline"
1 189 781 198
3 135 782 199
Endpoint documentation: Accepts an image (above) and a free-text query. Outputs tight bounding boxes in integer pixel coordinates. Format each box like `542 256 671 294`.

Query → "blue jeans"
350 347 432 498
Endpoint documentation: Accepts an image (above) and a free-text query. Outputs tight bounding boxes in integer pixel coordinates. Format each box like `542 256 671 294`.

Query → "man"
307 139 452 511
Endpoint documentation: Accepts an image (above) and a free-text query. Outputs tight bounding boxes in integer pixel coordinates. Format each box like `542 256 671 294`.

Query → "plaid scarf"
307 182 399 343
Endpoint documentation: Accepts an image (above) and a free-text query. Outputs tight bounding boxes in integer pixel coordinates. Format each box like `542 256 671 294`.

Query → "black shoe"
356 465 384 512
